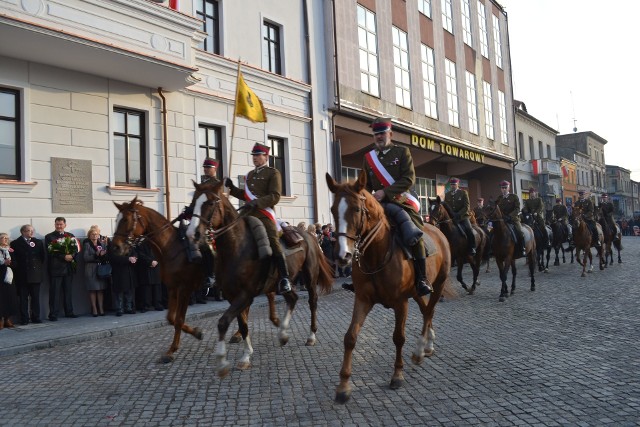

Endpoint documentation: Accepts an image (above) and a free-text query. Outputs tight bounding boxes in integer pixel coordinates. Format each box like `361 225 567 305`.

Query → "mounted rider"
362 117 432 296
472 198 488 227
599 194 617 239
444 177 476 255
224 143 292 294
495 180 527 257
574 189 601 248
551 197 573 247
522 187 550 248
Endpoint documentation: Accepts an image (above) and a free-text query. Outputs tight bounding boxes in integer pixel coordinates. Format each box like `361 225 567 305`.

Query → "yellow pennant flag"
235 71 267 123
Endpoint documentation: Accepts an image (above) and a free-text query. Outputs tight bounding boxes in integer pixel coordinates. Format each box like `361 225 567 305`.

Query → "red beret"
202 158 218 168
477 198 484 202
499 180 510 187
449 177 460 184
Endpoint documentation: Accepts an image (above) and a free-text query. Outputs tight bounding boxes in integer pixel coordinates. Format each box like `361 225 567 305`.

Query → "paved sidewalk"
0 280 350 358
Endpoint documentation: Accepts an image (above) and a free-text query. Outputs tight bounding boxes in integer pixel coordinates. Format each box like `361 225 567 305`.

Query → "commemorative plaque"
52 157 93 214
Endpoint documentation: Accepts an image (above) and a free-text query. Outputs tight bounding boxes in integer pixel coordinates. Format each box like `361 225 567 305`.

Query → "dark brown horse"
598 216 623 265
111 198 205 363
428 196 487 294
187 180 334 377
326 172 454 404
549 219 574 266
571 206 605 277
482 204 536 302
521 212 553 272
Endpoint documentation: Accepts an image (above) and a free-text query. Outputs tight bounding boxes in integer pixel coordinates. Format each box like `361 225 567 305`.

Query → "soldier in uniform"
362 117 431 296
199 158 222 301
574 189 601 248
225 143 292 294
444 177 476 255
551 198 573 246
599 194 616 237
473 198 488 226
496 180 527 257
522 187 550 248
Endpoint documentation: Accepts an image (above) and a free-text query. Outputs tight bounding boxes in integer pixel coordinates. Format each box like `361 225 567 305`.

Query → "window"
498 90 508 145
262 21 282 75
461 0 473 46
421 44 438 119
392 26 411 108
518 132 525 160
538 141 543 159
546 144 551 158
483 81 493 140
492 14 503 68
357 5 379 97
0 88 19 179
341 166 361 184
465 71 478 134
114 108 146 186
441 0 453 33
417 0 431 18
267 136 287 195
478 1 489 58
198 124 222 180
416 176 436 219
528 136 534 161
445 59 459 127
196 0 220 54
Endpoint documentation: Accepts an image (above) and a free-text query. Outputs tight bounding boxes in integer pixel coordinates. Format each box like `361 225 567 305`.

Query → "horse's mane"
440 200 455 219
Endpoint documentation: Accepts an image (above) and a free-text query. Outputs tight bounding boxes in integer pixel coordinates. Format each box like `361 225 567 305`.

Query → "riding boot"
463 222 476 255
412 258 432 296
519 232 527 256
275 254 292 294
187 241 202 263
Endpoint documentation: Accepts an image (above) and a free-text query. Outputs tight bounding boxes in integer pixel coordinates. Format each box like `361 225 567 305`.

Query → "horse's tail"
315 249 334 296
613 238 623 251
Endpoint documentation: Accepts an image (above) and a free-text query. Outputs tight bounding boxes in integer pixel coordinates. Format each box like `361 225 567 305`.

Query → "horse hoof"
389 377 404 390
554 261 559 266
423 348 434 358
236 361 251 370
461 284 468 291
468 288 475 295
499 296 506 302
530 285 535 292
335 390 351 404
305 338 317 346
411 353 424 365
159 354 175 364
229 335 242 344
193 327 203 340
544 268 549 273
581 273 586 277
217 361 231 378
279 334 289 347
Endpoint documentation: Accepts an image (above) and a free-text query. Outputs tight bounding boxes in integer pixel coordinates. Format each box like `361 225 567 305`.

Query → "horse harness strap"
114 207 172 248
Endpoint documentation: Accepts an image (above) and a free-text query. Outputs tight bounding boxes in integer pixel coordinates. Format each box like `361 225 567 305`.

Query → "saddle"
383 203 437 257
281 225 304 248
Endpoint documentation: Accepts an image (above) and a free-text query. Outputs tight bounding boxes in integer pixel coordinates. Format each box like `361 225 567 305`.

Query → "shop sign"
411 134 485 163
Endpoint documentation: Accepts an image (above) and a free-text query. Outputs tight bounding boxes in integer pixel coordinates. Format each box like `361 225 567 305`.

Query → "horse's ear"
113 201 123 211
326 173 338 194
213 180 224 194
436 195 442 203
354 169 367 192
192 179 200 190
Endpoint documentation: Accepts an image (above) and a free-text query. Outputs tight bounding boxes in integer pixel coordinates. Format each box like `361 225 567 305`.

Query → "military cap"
449 177 460 184
499 180 511 187
251 143 270 155
202 158 218 168
370 117 393 134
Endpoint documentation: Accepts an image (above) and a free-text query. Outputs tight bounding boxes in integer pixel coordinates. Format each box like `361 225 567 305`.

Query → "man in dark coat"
522 187 550 248
552 198 573 246
198 158 221 301
444 177 476 255
109 247 138 316
473 198 488 226
136 240 163 311
10 225 46 325
225 143 292 294
362 117 431 295
44 217 78 321
496 181 527 257
599 194 616 238
574 190 601 248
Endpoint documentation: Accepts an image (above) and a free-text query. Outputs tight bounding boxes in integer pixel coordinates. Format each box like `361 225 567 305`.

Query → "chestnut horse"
598 216 623 265
428 196 487 294
482 204 536 302
326 172 454 404
187 180 334 377
112 198 205 363
571 206 605 277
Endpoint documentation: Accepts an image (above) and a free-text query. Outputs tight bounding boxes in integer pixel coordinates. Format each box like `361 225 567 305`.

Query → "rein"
114 207 173 248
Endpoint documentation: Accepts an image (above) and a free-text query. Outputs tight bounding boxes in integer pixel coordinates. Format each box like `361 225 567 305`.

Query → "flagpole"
228 58 242 185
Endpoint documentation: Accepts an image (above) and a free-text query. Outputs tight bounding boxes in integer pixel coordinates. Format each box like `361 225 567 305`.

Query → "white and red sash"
244 174 277 224
365 149 420 212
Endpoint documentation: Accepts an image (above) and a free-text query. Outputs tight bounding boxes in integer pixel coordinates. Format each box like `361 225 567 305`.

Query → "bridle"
429 203 453 228
335 192 390 274
113 206 171 248
190 192 241 243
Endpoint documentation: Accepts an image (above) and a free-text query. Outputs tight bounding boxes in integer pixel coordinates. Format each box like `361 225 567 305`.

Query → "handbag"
4 266 13 284
96 262 112 279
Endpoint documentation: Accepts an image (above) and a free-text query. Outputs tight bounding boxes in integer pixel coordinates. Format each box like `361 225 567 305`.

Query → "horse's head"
483 203 503 221
112 197 146 255
326 171 384 265
521 211 533 225
186 180 229 246
571 205 583 228
427 196 451 226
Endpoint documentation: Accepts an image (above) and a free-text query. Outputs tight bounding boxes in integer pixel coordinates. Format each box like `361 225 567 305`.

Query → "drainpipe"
504 10 519 195
157 88 171 219
330 0 341 178
303 0 319 223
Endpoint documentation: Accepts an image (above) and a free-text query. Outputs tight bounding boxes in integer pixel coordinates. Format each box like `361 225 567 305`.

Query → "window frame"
392 26 412 109
113 108 146 187
0 87 20 180
483 80 494 140
492 14 503 68
417 0 432 18
461 0 473 46
262 20 282 75
357 5 380 97
441 0 454 33
266 136 287 196
198 123 223 181
421 44 438 119
478 1 489 58
196 0 220 54
465 71 479 135
445 59 459 128
498 90 508 145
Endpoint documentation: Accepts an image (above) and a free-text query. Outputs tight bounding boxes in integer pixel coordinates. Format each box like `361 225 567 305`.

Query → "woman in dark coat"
135 240 163 312
83 226 109 316
108 246 138 316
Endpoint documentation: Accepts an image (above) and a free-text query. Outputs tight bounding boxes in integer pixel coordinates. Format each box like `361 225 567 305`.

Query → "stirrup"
203 275 215 289
415 279 432 296
278 278 292 294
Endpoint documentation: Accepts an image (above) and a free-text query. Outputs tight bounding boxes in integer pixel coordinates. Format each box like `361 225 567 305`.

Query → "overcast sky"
500 0 640 181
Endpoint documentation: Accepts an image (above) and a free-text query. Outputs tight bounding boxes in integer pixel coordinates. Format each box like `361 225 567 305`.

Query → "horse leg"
305 276 319 346
554 247 560 266
229 308 249 344
412 292 438 364
266 291 280 327
456 260 469 293
510 258 517 295
335 298 374 404
496 258 508 302
389 301 409 390
235 312 253 370
470 257 481 292
277 290 299 346
528 251 536 291
545 248 551 271
215 296 253 378
161 287 200 364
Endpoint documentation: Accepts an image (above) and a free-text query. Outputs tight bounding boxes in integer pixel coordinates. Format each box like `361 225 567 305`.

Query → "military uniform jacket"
444 189 470 220
10 236 46 284
575 198 595 220
473 206 487 224
522 197 545 220
229 165 282 218
496 193 521 222
600 201 614 220
552 204 569 221
363 144 415 207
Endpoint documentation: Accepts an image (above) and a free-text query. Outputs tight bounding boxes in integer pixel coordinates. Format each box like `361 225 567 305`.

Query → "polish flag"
532 159 540 176
169 0 179 10
561 165 569 177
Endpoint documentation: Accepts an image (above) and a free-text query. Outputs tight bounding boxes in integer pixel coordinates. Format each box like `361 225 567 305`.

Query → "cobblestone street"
1 238 639 426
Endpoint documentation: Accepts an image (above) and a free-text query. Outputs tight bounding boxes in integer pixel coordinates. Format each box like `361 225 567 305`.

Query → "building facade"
559 157 577 209
325 0 516 218
606 165 634 218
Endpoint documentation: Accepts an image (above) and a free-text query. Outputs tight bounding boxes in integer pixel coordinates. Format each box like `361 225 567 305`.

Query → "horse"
549 219 574 266
187 180 334 377
481 204 536 302
598 216 623 265
326 172 454 404
427 196 487 294
521 213 553 272
570 206 605 277
111 198 206 363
